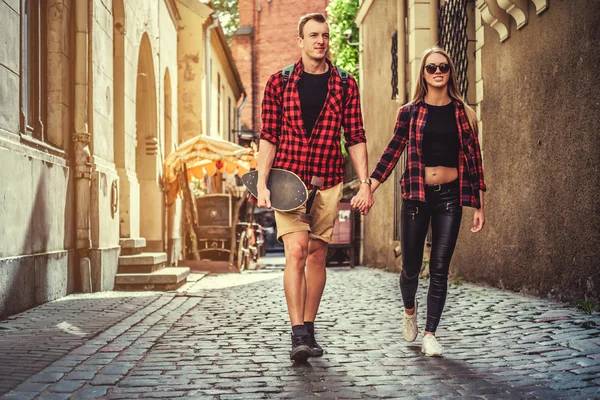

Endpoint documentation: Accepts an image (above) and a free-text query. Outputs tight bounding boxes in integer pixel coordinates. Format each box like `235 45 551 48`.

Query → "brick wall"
232 0 330 135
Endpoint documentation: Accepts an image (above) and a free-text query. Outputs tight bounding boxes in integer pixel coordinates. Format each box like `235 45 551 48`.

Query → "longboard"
242 168 308 212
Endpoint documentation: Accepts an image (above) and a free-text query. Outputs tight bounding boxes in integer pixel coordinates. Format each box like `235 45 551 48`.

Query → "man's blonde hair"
298 13 328 38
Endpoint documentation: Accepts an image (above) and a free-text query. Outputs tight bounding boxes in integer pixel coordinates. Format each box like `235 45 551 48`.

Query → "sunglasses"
425 63 451 74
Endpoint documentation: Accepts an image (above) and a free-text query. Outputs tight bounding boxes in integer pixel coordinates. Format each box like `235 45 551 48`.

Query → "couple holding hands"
255 13 486 362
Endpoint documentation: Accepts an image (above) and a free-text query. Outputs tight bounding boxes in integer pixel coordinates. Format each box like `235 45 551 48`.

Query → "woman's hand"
471 208 485 233
351 185 375 215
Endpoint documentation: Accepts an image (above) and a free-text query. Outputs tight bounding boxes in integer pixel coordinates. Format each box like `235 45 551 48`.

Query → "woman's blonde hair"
412 46 478 134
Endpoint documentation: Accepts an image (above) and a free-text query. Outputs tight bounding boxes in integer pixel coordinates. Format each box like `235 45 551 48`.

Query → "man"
257 13 373 362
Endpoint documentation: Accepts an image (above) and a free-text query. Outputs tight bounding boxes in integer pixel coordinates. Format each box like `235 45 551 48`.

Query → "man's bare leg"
304 238 328 322
302 238 328 357
282 231 309 325
282 231 312 362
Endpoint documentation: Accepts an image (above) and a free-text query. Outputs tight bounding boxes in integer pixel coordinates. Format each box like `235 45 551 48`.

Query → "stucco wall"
209 34 242 139
159 0 179 152
0 0 76 317
90 0 121 259
177 2 210 143
89 0 180 278
159 0 182 261
452 1 600 301
361 0 402 271
178 1 243 142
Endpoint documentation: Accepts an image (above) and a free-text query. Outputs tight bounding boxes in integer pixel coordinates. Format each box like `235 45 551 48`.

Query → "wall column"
407 0 440 95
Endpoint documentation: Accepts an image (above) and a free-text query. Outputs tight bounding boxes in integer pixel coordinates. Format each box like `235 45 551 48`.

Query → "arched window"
20 0 47 142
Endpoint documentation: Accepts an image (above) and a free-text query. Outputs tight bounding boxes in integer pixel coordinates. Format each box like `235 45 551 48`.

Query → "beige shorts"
274 182 343 244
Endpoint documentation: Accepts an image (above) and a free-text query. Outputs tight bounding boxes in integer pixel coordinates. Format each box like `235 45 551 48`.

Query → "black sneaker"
290 334 311 362
307 331 324 357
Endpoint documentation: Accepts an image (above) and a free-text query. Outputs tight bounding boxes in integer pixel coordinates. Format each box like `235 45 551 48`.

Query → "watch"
359 178 372 186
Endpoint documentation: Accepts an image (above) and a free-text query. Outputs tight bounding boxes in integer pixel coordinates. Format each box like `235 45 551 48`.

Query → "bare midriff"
424 166 458 185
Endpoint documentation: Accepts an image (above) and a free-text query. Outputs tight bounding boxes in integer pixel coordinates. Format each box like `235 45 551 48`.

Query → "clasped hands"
350 185 374 215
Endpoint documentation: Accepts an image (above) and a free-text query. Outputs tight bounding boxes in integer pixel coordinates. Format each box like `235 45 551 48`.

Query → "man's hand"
471 208 485 233
257 187 272 209
350 185 374 215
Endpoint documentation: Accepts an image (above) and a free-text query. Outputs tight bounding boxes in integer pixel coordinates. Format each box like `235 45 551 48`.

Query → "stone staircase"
115 238 190 291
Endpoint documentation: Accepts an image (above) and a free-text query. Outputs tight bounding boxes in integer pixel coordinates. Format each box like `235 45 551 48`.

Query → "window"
20 0 47 141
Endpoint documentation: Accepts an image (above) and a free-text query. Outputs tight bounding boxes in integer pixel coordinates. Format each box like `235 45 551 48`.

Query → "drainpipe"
205 14 219 137
236 91 247 142
73 0 93 293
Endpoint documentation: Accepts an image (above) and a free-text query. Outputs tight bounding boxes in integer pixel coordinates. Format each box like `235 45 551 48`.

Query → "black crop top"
422 103 460 168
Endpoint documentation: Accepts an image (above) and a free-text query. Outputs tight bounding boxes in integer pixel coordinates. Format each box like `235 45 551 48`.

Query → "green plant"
486 305 494 312
326 0 360 85
572 299 599 315
326 0 360 161
340 130 348 159
450 276 463 288
210 0 239 43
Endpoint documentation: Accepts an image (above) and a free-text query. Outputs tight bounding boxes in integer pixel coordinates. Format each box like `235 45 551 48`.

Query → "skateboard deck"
242 168 308 212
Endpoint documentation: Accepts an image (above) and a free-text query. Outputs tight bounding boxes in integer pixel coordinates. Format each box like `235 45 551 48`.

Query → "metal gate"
439 0 470 99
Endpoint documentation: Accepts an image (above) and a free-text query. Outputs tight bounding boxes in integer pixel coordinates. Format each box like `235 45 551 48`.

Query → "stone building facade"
0 0 244 318
357 0 600 301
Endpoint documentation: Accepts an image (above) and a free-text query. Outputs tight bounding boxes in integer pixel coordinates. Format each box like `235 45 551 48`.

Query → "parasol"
163 135 256 205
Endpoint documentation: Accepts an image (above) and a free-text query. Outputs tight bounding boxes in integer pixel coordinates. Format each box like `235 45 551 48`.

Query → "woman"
358 47 486 356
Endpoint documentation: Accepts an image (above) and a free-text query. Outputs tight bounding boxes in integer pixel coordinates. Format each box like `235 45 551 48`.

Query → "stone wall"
0 0 183 317
452 0 600 301
0 0 76 317
361 0 439 271
360 0 402 271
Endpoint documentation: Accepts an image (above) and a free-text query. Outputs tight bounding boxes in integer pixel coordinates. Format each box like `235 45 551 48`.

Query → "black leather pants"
400 180 462 333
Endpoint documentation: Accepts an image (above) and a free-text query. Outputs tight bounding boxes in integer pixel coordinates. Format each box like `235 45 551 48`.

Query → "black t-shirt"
297 70 330 137
423 103 460 168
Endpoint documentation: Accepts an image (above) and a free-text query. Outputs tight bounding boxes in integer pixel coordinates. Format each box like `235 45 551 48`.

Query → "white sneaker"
421 334 443 356
402 301 418 342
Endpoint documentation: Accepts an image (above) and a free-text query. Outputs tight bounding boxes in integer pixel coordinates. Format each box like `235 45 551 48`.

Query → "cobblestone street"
2 256 600 399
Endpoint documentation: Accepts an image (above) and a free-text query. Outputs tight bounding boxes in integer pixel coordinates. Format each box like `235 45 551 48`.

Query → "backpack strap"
281 63 295 89
336 66 349 106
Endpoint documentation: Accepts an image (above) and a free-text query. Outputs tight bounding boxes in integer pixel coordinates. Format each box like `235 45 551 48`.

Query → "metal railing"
439 0 470 98
391 30 399 100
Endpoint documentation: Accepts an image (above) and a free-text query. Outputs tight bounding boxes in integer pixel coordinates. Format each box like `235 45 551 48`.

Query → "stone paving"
2 258 600 399
0 292 161 396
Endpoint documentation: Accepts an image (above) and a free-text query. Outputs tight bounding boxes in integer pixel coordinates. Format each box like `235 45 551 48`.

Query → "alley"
1 258 600 399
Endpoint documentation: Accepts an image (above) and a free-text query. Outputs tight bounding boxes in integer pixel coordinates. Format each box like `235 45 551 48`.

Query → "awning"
163 135 257 205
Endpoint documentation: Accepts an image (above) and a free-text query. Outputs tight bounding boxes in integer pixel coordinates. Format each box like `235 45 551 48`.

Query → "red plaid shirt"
371 99 487 209
260 58 366 189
